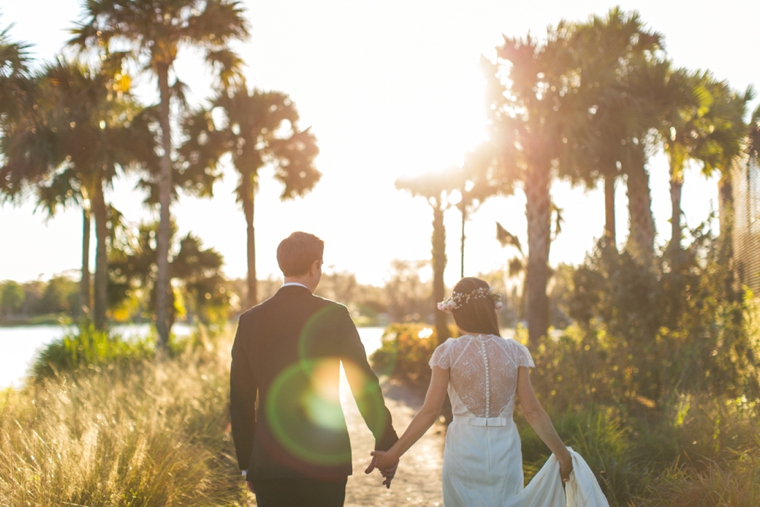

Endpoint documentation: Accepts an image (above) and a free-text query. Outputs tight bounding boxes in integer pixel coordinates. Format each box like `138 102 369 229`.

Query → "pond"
0 324 387 389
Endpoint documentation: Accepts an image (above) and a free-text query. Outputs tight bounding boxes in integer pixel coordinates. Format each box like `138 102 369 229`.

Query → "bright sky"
1 0 758 287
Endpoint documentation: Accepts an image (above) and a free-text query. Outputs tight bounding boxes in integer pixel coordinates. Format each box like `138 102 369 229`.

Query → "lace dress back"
429 334 534 418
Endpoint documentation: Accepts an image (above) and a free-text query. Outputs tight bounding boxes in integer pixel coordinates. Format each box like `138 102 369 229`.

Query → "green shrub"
370 323 447 388
30 321 154 380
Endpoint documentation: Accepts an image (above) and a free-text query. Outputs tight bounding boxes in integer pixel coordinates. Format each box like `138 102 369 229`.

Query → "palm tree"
0 21 33 120
749 105 760 161
481 27 579 345
699 82 753 228
396 170 461 345
657 69 706 251
179 86 320 308
1 59 157 328
562 8 663 250
453 146 501 277
70 0 250 348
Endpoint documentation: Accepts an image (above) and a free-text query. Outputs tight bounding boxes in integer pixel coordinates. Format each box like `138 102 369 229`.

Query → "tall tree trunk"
604 173 616 250
431 199 449 345
80 203 91 318
625 148 656 261
459 199 466 279
525 162 551 345
670 172 683 250
241 174 257 308
155 63 174 350
718 173 738 301
91 181 108 330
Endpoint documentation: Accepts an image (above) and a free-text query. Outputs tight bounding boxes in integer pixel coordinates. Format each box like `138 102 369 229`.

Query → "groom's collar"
282 282 309 290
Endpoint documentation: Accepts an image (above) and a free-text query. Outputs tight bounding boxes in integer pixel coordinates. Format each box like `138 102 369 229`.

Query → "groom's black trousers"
251 477 347 507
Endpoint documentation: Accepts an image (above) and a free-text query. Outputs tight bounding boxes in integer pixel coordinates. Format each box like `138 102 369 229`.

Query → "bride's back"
430 334 534 418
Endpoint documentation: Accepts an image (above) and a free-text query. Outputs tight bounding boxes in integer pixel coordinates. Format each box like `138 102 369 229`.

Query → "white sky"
1 0 757 287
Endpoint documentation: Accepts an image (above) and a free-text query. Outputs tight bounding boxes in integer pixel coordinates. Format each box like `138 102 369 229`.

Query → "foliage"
517 396 760 506
178 86 320 308
556 221 760 408
30 321 153 379
0 19 33 120
382 259 431 324
109 221 230 329
370 323 447 389
0 335 246 506
0 277 80 320
0 281 24 316
70 0 251 348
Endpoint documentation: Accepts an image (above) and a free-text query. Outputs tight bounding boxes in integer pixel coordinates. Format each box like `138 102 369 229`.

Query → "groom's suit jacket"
230 285 398 480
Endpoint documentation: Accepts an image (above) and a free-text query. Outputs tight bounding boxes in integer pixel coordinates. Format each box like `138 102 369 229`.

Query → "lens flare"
265 359 349 466
342 359 387 432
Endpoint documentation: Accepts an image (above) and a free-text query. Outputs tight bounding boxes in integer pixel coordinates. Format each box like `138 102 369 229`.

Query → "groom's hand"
365 451 399 489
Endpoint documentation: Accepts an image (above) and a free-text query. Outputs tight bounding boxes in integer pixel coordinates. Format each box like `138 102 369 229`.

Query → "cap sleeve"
429 341 451 370
511 340 535 368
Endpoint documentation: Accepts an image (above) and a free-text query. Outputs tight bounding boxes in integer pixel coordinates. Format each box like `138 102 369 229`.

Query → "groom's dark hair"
451 277 501 336
277 232 324 277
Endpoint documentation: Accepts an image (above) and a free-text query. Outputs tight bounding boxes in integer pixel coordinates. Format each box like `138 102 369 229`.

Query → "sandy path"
342 376 445 507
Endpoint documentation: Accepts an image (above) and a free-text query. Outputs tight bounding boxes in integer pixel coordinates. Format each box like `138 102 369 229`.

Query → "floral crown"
437 286 503 313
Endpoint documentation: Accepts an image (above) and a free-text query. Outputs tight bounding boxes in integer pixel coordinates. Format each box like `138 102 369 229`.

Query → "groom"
230 231 399 507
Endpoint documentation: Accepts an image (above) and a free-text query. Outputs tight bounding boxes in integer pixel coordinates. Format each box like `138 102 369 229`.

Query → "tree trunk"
459 199 467 279
669 172 683 250
718 173 738 301
241 174 257 309
431 199 449 345
604 173 616 250
625 148 656 261
155 63 174 350
92 181 108 330
525 162 551 345
80 203 91 318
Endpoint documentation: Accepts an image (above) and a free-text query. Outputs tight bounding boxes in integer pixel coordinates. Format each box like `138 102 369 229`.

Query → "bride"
367 277 609 507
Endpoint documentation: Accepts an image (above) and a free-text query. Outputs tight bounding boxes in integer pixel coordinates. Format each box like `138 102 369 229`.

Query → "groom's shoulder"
311 293 348 310
240 293 348 318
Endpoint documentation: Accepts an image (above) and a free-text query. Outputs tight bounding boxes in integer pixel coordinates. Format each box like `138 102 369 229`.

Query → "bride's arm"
516 367 573 481
367 366 449 471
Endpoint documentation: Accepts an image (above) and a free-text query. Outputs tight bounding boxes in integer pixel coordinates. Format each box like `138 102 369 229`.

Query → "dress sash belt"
452 415 509 427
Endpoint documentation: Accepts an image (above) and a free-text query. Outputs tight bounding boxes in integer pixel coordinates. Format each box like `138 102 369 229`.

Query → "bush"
370 323 448 389
0 336 245 506
30 321 154 380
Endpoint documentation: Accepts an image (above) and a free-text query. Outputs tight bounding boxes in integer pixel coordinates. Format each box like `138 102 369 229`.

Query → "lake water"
0 324 387 389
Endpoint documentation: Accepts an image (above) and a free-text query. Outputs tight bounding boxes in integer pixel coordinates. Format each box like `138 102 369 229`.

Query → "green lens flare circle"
265 359 350 466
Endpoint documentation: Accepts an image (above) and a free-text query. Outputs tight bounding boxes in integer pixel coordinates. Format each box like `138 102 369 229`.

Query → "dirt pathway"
342 377 444 507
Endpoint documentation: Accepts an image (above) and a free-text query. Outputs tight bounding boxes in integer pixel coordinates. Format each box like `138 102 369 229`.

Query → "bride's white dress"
429 334 609 507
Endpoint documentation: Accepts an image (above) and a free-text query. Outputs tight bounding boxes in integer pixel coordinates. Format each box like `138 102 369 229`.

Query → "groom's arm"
335 306 398 451
230 313 258 471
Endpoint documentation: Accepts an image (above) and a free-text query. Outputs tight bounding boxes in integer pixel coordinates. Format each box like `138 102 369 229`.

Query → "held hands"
364 451 399 489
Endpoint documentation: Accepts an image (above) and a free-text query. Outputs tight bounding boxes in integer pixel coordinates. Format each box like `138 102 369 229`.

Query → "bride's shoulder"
436 336 457 349
495 336 530 353
500 337 534 366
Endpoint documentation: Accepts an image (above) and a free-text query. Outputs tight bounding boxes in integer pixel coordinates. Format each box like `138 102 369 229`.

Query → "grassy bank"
0 330 247 506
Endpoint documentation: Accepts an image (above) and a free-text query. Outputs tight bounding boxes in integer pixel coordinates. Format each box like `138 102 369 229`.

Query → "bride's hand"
365 451 399 488
559 455 573 484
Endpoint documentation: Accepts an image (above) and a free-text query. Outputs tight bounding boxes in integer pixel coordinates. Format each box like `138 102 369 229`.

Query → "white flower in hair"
437 285 503 312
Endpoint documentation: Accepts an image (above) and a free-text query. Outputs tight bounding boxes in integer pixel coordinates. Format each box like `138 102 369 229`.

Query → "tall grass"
0 335 246 506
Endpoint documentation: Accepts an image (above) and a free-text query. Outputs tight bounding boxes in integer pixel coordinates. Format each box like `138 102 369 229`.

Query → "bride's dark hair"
451 277 501 336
